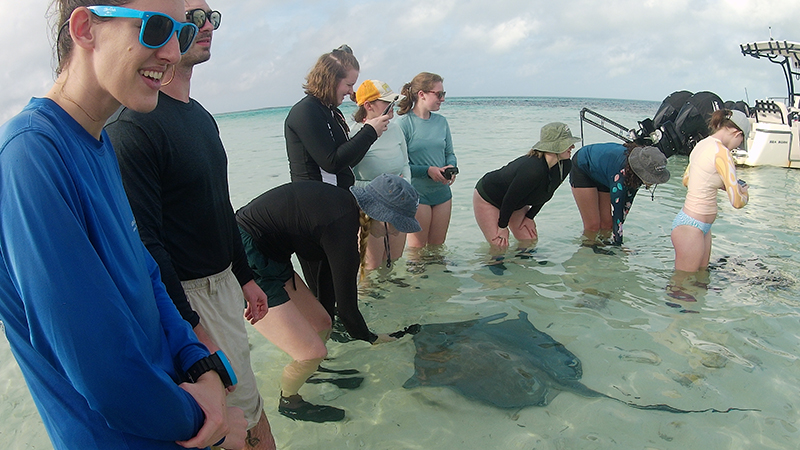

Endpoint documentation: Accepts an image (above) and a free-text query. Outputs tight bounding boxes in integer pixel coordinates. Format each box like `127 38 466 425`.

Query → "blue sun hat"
350 174 421 233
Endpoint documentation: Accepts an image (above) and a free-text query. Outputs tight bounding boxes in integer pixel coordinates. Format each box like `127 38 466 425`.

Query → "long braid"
358 211 373 280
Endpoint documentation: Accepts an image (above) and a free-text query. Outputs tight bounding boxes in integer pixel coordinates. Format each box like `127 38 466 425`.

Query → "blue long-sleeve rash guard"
0 98 210 449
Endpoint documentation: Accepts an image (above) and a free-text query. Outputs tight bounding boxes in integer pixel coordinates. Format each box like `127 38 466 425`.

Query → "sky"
1 0 799 123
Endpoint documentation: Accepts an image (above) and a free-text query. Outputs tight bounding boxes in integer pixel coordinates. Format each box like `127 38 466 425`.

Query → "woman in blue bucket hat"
235 174 419 423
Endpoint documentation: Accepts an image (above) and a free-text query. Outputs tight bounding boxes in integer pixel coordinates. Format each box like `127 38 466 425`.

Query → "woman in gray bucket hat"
570 142 670 246
235 174 419 423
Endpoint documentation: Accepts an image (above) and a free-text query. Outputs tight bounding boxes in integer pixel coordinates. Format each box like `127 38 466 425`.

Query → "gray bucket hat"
628 146 670 185
350 174 421 233
532 122 582 153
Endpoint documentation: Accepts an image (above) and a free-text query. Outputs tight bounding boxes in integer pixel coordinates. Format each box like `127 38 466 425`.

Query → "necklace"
60 88 100 123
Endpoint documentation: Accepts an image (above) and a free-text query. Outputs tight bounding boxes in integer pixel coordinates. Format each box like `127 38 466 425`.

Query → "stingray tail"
478 312 509 323
619 399 760 414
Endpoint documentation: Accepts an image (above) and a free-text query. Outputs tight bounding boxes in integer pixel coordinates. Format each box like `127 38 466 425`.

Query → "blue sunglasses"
87 6 198 54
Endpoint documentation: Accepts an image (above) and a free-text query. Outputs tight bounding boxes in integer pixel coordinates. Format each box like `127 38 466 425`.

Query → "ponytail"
396 72 443 116
396 82 415 116
708 109 737 134
353 104 368 123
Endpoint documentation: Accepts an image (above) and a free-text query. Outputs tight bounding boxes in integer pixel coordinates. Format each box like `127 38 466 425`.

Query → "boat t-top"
579 40 800 169
736 40 800 168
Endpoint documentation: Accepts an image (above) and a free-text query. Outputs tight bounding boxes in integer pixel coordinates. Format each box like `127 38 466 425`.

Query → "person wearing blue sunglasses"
87 5 198 54
107 0 277 448
0 1 245 449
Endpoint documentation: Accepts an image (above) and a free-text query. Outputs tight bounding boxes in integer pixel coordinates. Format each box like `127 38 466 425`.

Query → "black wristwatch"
186 350 237 389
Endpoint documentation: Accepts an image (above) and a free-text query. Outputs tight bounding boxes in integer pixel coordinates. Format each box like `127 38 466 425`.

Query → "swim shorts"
474 177 501 209
672 209 712 235
239 226 294 308
569 163 610 192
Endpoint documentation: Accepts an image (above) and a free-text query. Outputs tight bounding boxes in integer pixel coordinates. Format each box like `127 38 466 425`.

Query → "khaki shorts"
182 266 264 428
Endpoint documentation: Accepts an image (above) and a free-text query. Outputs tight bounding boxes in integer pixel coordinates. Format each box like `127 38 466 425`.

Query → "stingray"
403 312 755 414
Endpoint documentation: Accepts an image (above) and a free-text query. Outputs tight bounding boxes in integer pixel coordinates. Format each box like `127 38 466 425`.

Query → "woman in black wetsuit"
284 44 390 189
473 122 578 257
236 174 419 423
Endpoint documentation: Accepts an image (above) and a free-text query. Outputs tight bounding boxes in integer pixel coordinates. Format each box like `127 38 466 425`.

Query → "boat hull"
733 117 800 169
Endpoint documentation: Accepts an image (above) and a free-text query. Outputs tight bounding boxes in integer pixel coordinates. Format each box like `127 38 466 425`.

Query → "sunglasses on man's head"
87 6 198 54
186 9 222 30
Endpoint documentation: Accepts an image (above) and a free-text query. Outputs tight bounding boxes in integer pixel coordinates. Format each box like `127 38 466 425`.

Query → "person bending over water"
0 1 246 448
397 72 457 248
236 174 420 423
351 80 412 271
570 143 671 246
671 109 749 273
473 122 576 259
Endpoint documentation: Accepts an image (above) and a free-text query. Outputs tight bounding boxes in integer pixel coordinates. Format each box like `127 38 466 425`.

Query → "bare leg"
364 222 408 271
508 206 537 250
427 199 452 246
473 190 506 256
253 274 330 360
387 231 408 266
407 204 432 248
244 411 276 450
252 273 331 398
572 186 602 242
672 225 710 272
363 231 386 271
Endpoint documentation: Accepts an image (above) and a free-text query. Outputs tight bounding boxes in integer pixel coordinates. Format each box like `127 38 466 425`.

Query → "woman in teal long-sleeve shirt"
397 72 457 248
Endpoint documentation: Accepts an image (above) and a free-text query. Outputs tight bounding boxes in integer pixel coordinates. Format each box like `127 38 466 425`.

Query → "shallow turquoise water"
2 97 799 449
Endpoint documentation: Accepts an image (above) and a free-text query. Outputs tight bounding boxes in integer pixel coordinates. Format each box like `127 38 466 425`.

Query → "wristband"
186 350 238 389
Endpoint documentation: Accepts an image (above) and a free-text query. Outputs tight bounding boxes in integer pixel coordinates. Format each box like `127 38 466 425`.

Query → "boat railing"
578 107 633 146
754 99 789 125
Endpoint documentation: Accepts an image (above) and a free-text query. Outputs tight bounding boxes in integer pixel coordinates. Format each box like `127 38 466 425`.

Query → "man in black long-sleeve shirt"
105 1 275 448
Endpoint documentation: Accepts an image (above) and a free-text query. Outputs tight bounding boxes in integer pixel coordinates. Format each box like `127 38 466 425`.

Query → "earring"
161 65 176 86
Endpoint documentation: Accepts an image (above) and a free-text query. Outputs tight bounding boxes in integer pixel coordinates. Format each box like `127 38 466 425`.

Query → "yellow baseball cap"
355 80 404 106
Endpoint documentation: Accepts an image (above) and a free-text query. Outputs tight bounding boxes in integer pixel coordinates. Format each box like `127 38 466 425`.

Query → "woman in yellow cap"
350 80 413 272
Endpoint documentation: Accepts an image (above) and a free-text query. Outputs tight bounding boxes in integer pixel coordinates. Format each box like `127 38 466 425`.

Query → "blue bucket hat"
350 174 421 233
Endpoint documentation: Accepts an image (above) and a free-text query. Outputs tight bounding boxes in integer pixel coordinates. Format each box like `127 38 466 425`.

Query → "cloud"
459 17 538 53
3 0 800 122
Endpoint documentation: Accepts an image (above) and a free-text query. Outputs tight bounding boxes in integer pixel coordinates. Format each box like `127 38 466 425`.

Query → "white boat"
735 40 800 168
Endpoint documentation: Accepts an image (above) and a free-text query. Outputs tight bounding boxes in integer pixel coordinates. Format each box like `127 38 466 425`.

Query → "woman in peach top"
671 109 750 272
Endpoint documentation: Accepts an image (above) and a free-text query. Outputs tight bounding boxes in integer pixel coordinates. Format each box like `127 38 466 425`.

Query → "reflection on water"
2 98 800 449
